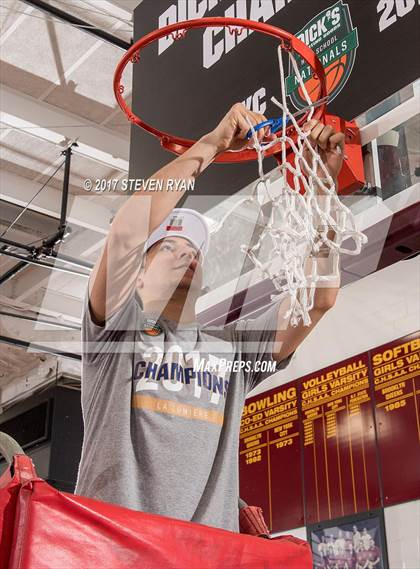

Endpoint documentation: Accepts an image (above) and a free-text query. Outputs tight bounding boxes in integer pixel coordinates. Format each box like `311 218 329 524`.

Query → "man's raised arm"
88 104 272 324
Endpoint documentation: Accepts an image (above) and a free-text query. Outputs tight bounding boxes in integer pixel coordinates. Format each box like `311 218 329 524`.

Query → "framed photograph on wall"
307 509 389 569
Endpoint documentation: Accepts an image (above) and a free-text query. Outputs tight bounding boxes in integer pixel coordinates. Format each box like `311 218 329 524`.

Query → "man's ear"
137 269 144 289
137 264 145 289
134 289 144 309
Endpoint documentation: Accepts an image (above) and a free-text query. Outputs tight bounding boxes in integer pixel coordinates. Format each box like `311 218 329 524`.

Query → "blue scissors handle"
246 117 290 140
245 96 330 141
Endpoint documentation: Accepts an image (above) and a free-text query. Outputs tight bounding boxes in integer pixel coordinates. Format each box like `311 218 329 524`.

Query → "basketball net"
212 46 367 327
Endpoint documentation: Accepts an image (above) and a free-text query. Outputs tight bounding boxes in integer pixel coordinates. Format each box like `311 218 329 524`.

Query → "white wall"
384 500 420 569
270 502 420 567
271 526 308 541
249 256 420 397
250 258 419 565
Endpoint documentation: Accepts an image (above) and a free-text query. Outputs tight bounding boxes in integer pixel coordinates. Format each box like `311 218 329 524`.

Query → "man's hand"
206 102 276 154
302 118 345 182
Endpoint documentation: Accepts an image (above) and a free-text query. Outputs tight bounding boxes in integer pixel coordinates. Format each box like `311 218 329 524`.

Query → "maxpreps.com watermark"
83 178 195 192
195 358 277 374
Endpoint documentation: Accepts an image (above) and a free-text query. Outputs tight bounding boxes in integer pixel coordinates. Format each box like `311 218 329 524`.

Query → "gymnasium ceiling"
0 0 137 407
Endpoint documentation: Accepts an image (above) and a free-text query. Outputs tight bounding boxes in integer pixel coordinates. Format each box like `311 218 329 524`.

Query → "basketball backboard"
126 1 419 326
193 79 420 324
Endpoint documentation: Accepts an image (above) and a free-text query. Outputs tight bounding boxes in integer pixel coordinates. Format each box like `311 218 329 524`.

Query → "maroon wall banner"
371 333 420 506
239 382 303 532
239 331 420 532
300 353 381 524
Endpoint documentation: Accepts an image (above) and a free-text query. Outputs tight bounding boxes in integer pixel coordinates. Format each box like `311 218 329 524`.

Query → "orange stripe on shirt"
132 394 224 426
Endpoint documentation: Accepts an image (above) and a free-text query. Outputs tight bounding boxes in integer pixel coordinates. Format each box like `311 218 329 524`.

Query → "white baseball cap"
144 208 210 257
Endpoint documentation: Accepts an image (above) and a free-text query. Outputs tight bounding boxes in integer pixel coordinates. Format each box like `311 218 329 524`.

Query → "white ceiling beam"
0 86 129 172
100 0 138 15
82 0 135 20
0 355 58 409
0 170 113 234
11 268 51 303
33 287 83 321
0 5 34 47
360 91 420 145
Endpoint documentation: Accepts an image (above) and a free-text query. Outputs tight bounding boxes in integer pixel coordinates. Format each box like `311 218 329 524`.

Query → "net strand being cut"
215 45 367 327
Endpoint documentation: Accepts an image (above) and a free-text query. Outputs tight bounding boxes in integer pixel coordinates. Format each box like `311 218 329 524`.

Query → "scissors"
245 96 329 140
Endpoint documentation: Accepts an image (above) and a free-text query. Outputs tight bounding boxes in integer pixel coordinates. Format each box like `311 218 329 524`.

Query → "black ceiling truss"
21 0 132 51
1 0 130 363
0 335 81 361
0 142 92 359
0 142 93 285
0 310 80 331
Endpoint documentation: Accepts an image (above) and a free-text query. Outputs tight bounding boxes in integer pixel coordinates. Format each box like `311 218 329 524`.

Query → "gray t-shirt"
75 292 293 532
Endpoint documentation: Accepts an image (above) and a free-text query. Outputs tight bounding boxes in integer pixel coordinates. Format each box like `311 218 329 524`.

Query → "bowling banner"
239 382 304 531
239 331 419 532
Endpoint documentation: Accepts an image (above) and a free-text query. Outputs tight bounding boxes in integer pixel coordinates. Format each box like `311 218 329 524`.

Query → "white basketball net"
212 45 367 327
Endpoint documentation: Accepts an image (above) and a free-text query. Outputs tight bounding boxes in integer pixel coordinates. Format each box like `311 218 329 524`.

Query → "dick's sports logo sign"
286 0 358 109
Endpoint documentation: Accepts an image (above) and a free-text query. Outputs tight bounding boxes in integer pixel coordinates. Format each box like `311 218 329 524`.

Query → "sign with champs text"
238 331 419 532
300 352 381 524
371 332 420 506
130 0 419 199
239 382 303 532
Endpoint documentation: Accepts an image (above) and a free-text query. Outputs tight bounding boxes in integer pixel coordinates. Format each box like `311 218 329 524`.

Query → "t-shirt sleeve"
232 300 295 393
81 288 138 366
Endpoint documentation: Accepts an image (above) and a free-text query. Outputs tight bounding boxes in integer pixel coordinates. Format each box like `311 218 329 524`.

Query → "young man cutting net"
75 103 344 533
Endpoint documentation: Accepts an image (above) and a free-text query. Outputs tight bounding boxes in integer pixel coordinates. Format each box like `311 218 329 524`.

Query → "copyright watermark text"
83 178 196 192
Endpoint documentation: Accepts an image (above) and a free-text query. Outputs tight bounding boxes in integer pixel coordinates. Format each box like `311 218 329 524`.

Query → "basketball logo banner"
286 0 358 109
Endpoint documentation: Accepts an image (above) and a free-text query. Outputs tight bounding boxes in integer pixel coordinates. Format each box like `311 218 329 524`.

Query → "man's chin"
175 275 201 293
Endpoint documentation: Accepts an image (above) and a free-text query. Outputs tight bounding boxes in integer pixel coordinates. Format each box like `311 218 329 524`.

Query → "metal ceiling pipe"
0 311 80 331
21 0 131 51
0 249 89 277
0 261 29 286
0 238 94 271
0 238 34 253
0 144 93 285
0 335 81 361
42 144 75 252
48 251 93 270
